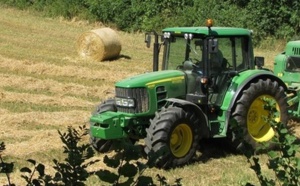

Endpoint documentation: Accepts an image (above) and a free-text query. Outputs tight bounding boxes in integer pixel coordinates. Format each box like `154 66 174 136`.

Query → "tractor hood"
115 70 186 88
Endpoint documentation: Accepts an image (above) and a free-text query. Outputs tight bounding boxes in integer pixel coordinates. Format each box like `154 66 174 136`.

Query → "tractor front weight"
90 111 129 140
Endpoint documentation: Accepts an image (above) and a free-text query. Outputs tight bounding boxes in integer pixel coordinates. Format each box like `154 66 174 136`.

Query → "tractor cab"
158 21 255 109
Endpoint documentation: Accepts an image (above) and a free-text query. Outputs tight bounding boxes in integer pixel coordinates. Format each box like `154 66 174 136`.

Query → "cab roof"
285 41 300 56
162 27 252 36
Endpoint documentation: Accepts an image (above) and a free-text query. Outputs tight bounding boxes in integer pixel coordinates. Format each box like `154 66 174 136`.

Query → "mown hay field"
0 6 298 186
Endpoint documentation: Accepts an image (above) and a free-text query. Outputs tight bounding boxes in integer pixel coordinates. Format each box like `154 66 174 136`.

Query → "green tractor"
90 20 292 168
274 40 300 117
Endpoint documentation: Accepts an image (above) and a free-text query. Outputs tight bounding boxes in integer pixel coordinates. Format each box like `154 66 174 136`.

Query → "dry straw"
77 28 122 61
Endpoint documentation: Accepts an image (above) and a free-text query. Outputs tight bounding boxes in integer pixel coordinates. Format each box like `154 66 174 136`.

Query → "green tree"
1 0 300 41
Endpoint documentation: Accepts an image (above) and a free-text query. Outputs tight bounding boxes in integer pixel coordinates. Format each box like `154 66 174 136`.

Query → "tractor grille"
156 86 167 110
292 47 300 55
115 87 149 113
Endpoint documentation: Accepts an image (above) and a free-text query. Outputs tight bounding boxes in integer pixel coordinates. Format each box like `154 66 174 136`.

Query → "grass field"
0 6 298 186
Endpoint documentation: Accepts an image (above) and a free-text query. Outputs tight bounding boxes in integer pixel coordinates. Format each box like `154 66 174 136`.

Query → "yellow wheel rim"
170 124 193 158
247 95 280 142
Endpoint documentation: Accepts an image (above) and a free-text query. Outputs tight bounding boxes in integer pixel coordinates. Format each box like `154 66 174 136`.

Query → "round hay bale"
77 28 122 61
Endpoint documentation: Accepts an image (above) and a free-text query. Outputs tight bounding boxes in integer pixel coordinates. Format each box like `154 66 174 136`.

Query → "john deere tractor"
89 20 296 168
274 40 300 117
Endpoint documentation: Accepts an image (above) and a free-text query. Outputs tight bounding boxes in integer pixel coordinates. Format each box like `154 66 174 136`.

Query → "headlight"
115 97 135 107
163 32 171 38
184 33 193 40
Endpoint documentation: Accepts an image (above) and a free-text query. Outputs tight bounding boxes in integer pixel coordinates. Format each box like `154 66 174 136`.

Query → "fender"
220 69 287 131
166 98 209 138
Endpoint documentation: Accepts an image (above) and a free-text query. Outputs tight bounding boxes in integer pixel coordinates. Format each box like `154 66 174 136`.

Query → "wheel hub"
248 110 258 123
171 133 179 145
247 95 278 142
170 124 193 158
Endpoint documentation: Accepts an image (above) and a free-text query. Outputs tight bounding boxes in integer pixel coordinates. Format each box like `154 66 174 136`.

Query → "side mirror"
254 56 265 69
145 34 151 48
208 38 218 53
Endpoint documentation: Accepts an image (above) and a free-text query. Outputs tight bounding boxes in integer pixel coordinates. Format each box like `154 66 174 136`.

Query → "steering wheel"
222 58 232 69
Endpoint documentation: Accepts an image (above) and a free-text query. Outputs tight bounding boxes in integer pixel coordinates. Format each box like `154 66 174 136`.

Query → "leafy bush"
0 0 32 9
243 121 300 186
20 125 99 185
1 125 182 185
0 0 300 42
246 0 300 41
0 142 15 186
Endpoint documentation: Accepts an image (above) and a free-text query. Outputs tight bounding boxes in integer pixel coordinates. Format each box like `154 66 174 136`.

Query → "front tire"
229 79 288 151
90 99 116 153
144 106 200 168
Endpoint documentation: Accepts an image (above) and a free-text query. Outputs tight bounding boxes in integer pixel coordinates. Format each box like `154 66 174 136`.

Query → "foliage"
0 0 299 42
20 125 99 185
94 140 151 185
86 0 195 31
0 142 15 186
241 0 300 42
0 0 94 20
244 121 300 186
51 125 99 185
20 159 50 186
1 125 182 185
94 139 182 185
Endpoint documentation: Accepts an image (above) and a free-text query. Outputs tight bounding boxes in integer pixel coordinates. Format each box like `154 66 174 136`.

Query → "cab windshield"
163 37 203 70
162 35 250 73
286 56 300 72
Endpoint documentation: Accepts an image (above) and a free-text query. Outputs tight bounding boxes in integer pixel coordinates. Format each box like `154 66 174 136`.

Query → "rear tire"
90 99 116 153
144 106 200 168
229 79 288 151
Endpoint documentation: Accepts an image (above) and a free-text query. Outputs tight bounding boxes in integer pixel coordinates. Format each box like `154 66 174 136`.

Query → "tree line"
1 0 299 44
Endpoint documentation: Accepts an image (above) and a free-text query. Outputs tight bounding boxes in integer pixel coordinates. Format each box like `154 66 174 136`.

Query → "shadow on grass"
192 118 300 164
106 54 132 62
137 138 238 169
193 138 238 163
288 118 300 143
